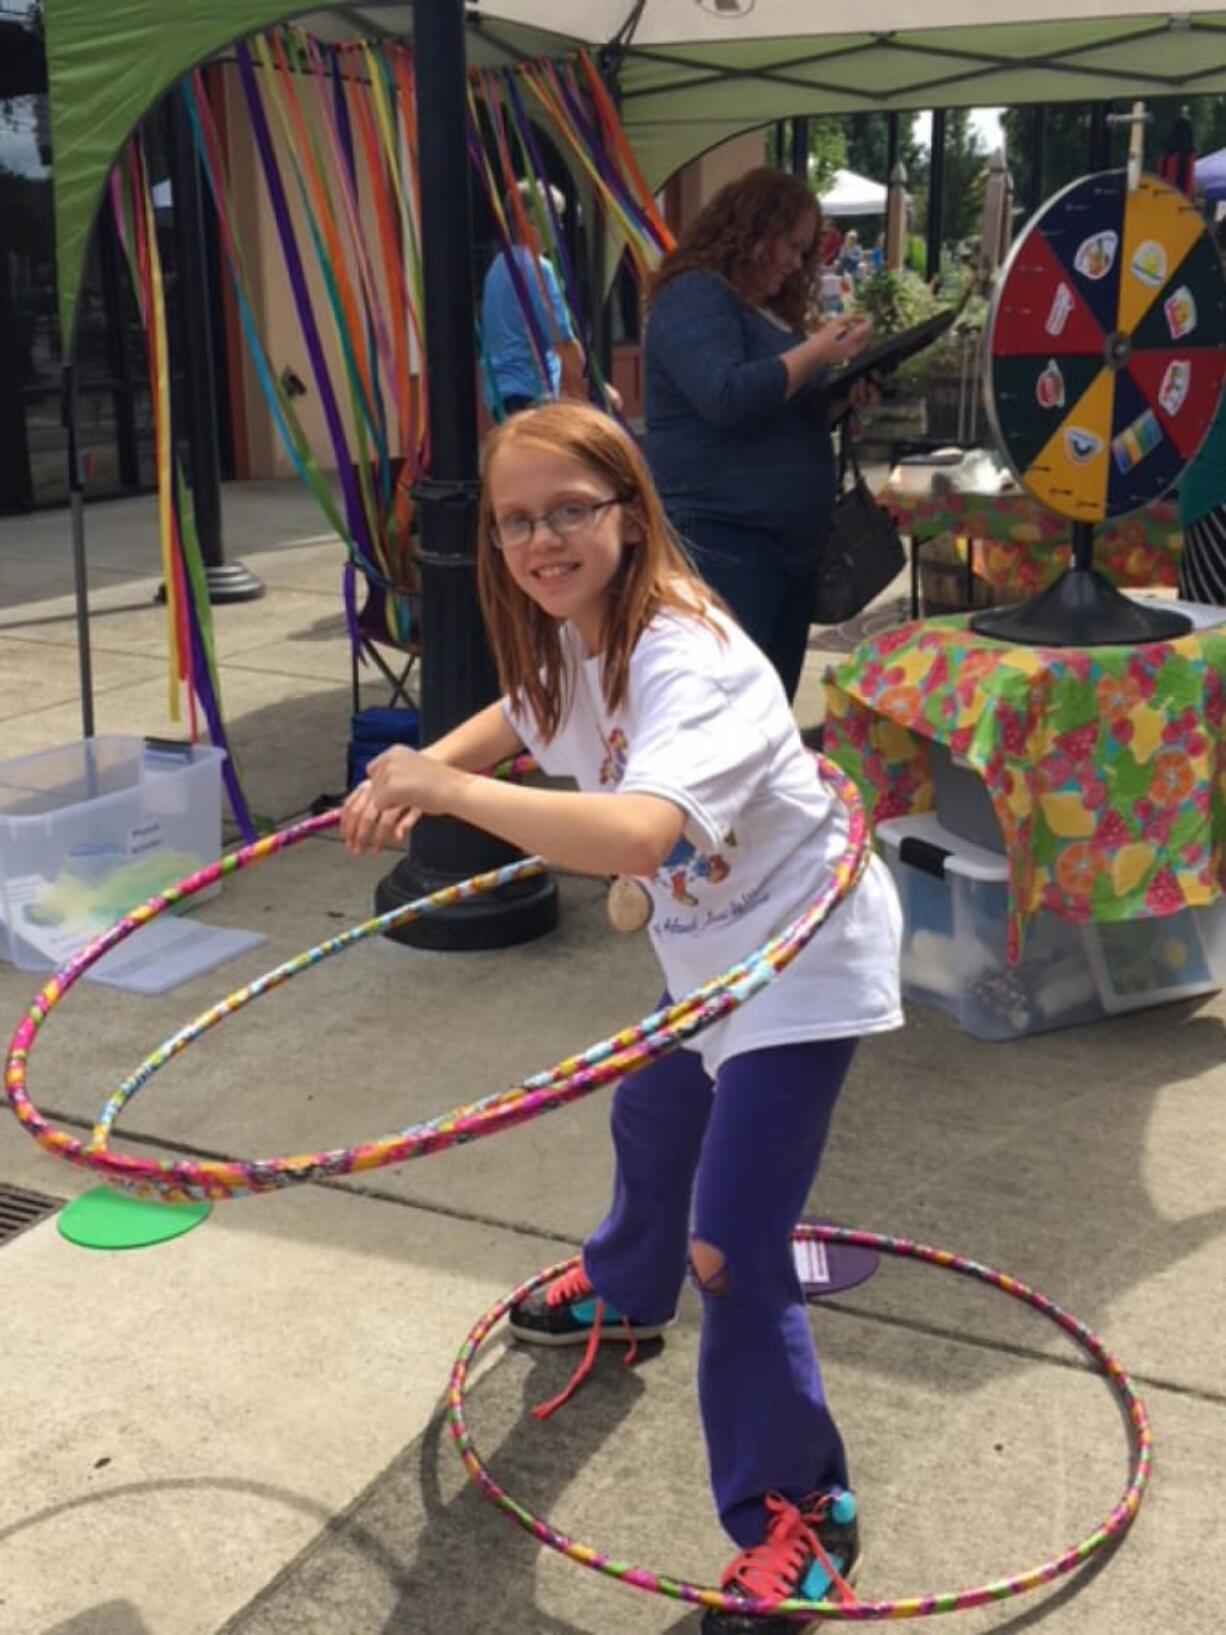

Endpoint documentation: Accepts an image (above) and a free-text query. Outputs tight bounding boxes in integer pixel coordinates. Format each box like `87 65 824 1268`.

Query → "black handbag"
813 424 906 627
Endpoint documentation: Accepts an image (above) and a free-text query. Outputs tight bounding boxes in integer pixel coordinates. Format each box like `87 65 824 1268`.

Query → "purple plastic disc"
794 1217 880 1297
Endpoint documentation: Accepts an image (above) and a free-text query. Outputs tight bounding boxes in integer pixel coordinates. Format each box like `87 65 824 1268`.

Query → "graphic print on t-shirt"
598 728 629 787
596 725 735 907
661 834 734 906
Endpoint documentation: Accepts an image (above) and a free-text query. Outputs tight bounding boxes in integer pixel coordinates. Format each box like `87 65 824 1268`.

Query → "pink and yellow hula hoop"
450 1224 1152 1622
3 753 1153 1614
4 756 869 1204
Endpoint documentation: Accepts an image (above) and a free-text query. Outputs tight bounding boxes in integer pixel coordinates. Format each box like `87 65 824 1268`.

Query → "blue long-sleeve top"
643 269 836 574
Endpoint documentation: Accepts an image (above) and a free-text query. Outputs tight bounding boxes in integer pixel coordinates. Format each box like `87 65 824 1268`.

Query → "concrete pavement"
1 481 1223 1633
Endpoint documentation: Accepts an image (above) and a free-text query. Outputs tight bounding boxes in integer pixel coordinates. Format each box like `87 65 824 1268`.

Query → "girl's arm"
417 699 525 772
347 746 686 877
338 702 524 855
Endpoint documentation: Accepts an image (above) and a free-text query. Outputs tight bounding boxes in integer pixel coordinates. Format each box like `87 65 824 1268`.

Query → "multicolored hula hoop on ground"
3 757 870 1203
449 1222 1153 1622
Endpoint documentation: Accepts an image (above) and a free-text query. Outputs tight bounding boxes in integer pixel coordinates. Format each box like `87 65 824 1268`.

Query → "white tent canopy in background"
819 169 888 220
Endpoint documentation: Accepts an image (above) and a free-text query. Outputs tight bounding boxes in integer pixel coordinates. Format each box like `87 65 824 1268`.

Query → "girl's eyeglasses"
490 496 626 551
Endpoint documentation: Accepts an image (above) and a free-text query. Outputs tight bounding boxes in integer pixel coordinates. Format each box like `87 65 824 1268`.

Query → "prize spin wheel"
975 170 1226 645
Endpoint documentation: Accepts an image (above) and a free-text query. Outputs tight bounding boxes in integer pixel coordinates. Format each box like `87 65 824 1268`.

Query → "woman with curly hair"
644 167 874 702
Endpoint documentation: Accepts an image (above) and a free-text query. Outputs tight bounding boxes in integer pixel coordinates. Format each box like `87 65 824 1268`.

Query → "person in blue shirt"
1177 221 1226 604
480 181 588 419
643 167 874 702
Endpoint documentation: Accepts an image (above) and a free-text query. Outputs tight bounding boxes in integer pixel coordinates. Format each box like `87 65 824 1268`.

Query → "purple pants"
584 1031 857 1547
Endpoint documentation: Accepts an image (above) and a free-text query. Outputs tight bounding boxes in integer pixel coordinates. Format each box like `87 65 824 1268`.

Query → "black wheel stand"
971 523 1191 646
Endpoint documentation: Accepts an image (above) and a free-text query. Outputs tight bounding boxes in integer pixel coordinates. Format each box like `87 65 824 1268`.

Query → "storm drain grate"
0 1182 63 1247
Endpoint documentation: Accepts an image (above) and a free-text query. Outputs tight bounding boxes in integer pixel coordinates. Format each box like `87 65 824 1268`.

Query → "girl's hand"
340 748 461 856
339 778 404 856
367 745 461 817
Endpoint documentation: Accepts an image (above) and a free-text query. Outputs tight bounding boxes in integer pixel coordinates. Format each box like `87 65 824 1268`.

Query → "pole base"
204 561 265 603
375 855 560 951
970 569 1191 647
155 561 266 607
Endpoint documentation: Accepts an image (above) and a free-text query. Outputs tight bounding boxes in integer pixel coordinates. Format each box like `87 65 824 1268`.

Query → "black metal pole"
64 365 96 738
773 120 786 169
1028 105 1049 217
587 158 612 391
1089 101 1112 170
886 112 901 177
166 94 263 603
790 116 811 180
926 108 947 283
375 0 558 950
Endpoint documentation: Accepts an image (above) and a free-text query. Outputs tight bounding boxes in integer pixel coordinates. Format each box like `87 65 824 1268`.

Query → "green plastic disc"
58 1185 211 1250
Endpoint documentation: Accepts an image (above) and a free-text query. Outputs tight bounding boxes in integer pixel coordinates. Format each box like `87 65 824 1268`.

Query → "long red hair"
476 403 724 741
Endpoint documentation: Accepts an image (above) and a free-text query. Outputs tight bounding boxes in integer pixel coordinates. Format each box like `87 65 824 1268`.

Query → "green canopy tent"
44 1 1226 428
38 0 1226 940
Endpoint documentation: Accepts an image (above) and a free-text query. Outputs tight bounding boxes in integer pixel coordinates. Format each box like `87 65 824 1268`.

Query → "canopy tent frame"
43 4 1226 351
34 0 1226 887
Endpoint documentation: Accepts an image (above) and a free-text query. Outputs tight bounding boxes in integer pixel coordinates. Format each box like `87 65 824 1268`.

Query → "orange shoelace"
532 1264 639 1421
719 1492 857 1606
544 1263 596 1308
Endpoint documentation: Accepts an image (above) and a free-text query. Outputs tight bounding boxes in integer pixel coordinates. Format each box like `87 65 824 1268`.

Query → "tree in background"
1002 96 1226 214
1001 106 1097 208
844 112 928 192
940 110 990 245
763 117 845 192
807 117 847 192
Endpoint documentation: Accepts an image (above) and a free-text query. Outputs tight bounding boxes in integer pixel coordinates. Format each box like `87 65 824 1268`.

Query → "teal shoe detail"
571 1295 623 1325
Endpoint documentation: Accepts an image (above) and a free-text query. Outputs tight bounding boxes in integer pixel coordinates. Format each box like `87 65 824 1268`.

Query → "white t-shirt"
503 606 903 1073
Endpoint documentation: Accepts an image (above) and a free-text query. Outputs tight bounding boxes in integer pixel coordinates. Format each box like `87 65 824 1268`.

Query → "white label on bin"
126 820 164 858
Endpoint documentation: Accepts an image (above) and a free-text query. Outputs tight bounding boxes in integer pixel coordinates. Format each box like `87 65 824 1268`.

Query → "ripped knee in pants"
689 1237 730 1296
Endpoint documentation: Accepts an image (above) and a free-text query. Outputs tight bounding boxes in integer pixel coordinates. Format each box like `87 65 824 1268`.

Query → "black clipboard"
831 292 968 392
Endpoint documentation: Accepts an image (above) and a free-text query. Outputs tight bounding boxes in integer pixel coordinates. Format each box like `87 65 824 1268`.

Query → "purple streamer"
502 72 588 339
326 43 392 480
179 519 256 840
235 42 373 566
467 131 556 400
553 64 633 208
158 396 252 839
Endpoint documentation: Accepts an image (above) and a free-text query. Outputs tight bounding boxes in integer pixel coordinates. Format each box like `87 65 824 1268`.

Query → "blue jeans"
672 512 817 703
584 1033 857 1546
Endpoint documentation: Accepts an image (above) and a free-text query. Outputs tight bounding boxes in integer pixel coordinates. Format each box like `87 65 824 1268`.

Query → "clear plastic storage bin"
928 740 1005 853
877 811 1225 1041
0 736 227 971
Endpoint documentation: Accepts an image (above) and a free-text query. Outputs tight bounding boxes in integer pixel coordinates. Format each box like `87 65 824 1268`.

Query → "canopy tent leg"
1028 105 1049 217
64 366 96 740
926 108 947 282
165 92 263 605
790 116 810 180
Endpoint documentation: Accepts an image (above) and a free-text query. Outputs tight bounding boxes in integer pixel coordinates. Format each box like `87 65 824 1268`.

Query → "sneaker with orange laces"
509 1262 674 1422
507 1262 670 1347
700 1490 861 1633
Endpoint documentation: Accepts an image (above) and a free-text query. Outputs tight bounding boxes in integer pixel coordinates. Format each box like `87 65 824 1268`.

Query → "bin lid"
875 811 1008 884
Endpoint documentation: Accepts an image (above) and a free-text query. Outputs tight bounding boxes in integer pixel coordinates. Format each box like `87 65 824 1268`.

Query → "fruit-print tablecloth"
823 615 1226 962
879 483 1184 601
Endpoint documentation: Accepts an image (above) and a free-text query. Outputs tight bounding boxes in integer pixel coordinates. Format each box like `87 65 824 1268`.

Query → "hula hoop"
4 758 870 1204
448 1223 1152 1622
